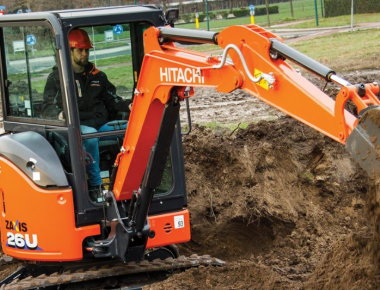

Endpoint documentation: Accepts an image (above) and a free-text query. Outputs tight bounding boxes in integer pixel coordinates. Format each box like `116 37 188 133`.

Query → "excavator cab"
0 6 190 262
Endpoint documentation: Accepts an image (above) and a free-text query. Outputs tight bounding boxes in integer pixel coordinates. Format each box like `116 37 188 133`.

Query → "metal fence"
170 0 292 14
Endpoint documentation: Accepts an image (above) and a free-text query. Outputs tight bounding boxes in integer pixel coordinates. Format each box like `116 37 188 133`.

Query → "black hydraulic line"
181 98 192 136
128 191 137 221
159 27 218 44
109 164 118 191
270 38 335 82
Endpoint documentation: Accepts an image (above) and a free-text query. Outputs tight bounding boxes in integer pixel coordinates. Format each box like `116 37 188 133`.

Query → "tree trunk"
290 0 294 18
162 0 167 11
265 0 270 27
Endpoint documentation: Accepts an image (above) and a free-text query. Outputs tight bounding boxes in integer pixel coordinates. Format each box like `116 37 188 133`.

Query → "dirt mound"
145 115 378 289
304 229 379 290
145 261 297 290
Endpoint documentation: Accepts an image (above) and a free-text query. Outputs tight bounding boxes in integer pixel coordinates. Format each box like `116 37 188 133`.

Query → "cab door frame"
0 9 188 228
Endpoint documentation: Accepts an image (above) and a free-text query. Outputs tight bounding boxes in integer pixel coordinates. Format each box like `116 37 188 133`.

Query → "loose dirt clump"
303 229 379 290
147 261 297 290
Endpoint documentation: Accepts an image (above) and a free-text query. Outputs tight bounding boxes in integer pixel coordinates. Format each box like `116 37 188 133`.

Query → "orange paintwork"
0 157 100 261
113 25 380 201
146 209 190 249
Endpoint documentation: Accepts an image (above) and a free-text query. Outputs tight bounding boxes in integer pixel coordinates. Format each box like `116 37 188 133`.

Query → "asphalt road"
9 45 131 74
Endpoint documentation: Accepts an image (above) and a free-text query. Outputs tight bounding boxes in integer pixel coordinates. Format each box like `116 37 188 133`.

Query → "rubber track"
0 255 225 290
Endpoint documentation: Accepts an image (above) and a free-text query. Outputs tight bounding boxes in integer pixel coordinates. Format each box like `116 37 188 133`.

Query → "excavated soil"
144 70 380 290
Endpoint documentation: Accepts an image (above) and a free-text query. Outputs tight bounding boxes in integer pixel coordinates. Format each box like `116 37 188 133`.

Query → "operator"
43 28 131 201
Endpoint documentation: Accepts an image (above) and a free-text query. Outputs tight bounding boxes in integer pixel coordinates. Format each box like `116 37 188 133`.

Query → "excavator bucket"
346 106 380 180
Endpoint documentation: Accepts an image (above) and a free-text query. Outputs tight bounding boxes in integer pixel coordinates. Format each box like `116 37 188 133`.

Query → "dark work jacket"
43 62 130 129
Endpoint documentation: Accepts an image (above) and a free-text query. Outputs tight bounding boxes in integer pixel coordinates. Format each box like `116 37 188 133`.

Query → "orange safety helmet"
69 29 93 49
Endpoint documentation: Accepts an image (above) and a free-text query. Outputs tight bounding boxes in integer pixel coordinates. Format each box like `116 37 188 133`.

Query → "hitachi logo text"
160 68 204 84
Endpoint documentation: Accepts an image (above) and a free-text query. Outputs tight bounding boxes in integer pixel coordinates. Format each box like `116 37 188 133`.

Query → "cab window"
73 24 173 195
2 24 62 122
80 25 134 111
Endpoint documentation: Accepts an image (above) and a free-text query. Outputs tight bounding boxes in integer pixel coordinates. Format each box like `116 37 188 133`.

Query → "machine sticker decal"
5 220 42 250
5 220 27 232
160 67 205 84
254 68 269 90
32 172 41 181
174 215 185 229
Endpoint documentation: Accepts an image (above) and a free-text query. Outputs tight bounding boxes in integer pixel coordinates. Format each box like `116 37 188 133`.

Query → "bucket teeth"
346 106 380 179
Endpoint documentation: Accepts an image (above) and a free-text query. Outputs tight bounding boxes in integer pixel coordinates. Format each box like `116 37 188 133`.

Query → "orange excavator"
0 4 378 289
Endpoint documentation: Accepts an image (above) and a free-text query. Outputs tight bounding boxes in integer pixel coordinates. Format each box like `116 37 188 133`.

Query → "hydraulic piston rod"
159 27 218 44
270 38 335 82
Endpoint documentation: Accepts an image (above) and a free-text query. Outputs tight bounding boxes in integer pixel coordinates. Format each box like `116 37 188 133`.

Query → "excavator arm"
113 25 379 198
99 25 379 257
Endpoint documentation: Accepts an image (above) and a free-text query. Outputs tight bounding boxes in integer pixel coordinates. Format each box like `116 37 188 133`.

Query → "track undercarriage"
0 252 225 290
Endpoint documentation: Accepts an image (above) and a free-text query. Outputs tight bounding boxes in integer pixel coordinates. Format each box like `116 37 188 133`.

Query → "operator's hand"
118 99 132 112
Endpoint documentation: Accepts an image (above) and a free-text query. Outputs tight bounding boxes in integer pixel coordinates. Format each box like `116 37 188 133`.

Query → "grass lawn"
175 0 379 32
288 28 380 72
282 13 380 28
94 55 132 67
101 65 134 92
176 0 322 30
198 121 250 131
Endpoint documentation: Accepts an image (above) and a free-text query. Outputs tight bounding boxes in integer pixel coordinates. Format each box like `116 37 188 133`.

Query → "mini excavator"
0 4 378 289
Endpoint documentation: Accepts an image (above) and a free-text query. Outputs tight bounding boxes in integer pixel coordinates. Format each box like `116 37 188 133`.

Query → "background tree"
265 0 270 27
290 0 294 18
162 0 167 10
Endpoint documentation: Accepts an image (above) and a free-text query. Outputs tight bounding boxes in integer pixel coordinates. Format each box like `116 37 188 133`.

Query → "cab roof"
53 5 163 19
0 5 166 28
